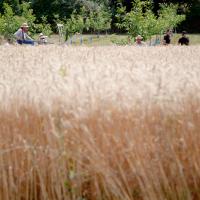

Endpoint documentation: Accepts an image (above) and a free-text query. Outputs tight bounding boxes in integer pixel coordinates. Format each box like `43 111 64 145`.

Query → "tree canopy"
0 0 199 32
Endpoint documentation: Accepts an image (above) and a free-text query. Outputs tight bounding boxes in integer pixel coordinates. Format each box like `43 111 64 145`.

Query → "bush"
157 4 186 34
35 16 53 36
0 3 21 40
0 2 52 41
116 0 186 40
64 12 84 40
63 6 112 41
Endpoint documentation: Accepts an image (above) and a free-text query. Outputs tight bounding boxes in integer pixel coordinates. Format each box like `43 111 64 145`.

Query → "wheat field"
1 45 200 200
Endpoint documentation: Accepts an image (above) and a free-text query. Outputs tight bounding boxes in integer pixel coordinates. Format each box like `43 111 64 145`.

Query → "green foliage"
0 2 53 40
64 5 111 40
0 0 190 40
0 2 37 39
0 3 21 40
111 37 129 45
20 2 36 34
0 0 199 33
35 16 53 36
0 0 21 15
116 0 157 40
116 0 186 40
88 6 112 33
64 12 84 40
157 4 186 33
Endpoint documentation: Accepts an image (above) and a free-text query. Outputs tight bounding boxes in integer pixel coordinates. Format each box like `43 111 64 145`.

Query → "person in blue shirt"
14 23 34 45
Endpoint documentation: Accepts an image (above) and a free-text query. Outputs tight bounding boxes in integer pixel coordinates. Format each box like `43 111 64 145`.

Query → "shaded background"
0 0 199 33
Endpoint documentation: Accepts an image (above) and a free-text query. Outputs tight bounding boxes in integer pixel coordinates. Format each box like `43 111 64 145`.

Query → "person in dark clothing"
178 31 189 46
163 30 171 45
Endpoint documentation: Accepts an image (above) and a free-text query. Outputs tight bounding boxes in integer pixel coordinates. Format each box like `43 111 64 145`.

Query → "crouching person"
38 33 48 45
134 35 146 46
14 23 34 45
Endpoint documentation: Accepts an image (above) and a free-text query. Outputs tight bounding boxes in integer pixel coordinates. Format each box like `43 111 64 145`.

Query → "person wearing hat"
134 35 146 46
178 31 189 46
38 33 48 45
14 23 34 45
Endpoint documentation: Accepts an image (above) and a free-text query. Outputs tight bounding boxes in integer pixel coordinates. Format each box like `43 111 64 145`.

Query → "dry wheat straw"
0 45 200 200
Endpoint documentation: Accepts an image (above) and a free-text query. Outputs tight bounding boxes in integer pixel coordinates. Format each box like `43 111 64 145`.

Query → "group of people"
13 22 190 46
14 23 48 45
134 29 190 46
163 29 189 45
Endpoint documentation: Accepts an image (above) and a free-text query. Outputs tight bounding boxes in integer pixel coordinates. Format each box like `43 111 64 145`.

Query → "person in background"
134 35 146 46
163 29 171 45
38 33 48 45
14 23 34 45
178 31 190 46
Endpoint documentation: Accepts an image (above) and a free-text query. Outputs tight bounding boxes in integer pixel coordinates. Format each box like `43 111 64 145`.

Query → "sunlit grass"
171 34 200 45
0 45 200 200
48 33 200 46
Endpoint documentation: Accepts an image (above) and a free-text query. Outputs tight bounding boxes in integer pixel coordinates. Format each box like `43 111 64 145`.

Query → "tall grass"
0 45 200 200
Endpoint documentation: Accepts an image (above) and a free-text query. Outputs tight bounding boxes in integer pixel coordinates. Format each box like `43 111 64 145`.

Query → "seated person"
38 33 48 45
134 35 146 46
178 31 189 46
14 23 34 45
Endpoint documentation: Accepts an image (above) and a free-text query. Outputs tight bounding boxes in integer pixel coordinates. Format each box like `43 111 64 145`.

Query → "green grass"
1 33 200 46
49 34 129 46
171 34 200 45
49 33 200 46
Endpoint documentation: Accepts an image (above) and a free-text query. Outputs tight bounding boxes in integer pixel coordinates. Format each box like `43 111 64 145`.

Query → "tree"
64 12 85 40
0 2 53 40
153 0 200 32
0 3 21 40
0 0 198 33
0 0 21 14
157 4 186 33
20 2 36 34
116 0 185 40
88 6 111 35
